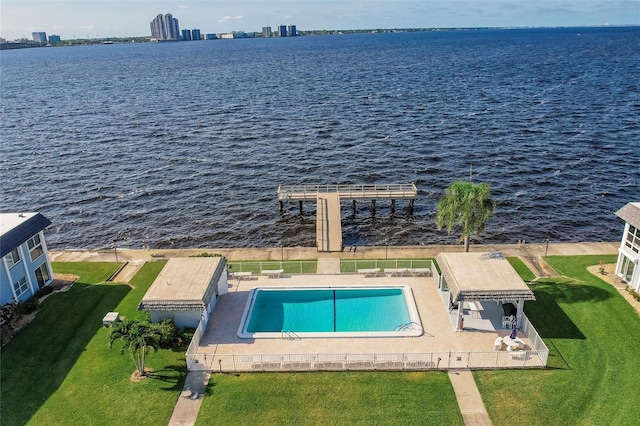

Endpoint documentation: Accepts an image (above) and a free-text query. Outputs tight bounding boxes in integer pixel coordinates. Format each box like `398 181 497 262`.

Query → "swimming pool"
237 286 422 338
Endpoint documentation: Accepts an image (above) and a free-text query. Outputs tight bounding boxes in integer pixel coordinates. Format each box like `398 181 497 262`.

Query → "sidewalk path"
448 369 492 426
168 370 211 426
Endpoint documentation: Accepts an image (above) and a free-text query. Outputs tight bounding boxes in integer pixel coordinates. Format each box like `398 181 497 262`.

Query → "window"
27 234 44 261
35 263 51 289
4 248 21 268
624 225 640 253
13 277 29 298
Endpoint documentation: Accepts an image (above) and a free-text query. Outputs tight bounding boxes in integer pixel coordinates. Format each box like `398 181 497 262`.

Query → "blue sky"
2 1 638 40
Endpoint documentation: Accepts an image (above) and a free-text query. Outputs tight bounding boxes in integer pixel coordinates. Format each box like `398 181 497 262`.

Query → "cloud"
218 15 243 23
79 25 95 30
178 5 188 10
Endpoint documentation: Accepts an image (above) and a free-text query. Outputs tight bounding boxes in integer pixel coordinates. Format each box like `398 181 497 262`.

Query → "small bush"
181 327 196 344
34 286 54 299
156 318 184 348
626 286 640 302
190 252 222 257
16 299 40 316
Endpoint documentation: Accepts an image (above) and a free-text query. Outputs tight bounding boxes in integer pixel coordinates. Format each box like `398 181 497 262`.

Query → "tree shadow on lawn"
149 365 217 399
147 363 188 392
0 282 130 426
526 279 614 370
527 279 613 339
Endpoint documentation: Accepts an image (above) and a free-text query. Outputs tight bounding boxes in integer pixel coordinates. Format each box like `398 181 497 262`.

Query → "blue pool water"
241 287 418 337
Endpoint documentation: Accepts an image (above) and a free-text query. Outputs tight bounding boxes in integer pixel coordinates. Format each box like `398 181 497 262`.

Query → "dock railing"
277 183 417 201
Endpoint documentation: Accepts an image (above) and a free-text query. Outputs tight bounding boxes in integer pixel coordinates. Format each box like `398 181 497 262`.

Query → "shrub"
0 302 20 326
34 286 54 299
181 327 196 344
626 286 640 302
190 252 222 257
156 318 182 348
15 298 40 316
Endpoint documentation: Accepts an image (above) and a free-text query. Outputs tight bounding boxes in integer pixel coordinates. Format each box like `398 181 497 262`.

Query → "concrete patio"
192 272 543 371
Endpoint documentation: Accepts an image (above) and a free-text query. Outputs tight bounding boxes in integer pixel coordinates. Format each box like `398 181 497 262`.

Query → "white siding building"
138 257 228 329
615 202 640 292
1 213 53 305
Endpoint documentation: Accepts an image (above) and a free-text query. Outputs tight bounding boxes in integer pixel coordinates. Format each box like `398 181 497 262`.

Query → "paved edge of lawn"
168 370 211 426
448 370 493 426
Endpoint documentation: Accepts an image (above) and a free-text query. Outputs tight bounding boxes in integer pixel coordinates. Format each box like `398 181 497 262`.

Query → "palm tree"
436 180 495 252
108 316 161 377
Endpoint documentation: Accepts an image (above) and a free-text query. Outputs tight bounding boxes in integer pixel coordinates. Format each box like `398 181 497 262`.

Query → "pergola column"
516 299 525 327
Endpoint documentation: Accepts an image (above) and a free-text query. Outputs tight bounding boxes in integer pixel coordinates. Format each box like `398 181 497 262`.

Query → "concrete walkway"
168 370 211 426
110 259 146 283
448 370 492 426
316 257 341 274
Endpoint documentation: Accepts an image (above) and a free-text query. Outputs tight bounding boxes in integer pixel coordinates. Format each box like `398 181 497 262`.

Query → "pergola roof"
138 257 226 311
435 252 535 302
615 202 640 229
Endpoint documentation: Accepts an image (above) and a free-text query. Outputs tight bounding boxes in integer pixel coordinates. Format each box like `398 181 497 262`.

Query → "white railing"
519 314 550 366
277 184 417 201
188 349 547 372
227 260 318 275
341 259 435 274
185 318 206 370
317 197 328 251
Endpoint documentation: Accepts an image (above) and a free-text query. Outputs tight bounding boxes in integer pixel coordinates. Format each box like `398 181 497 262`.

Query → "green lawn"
196 371 463 425
475 255 640 425
506 256 537 282
1 261 186 426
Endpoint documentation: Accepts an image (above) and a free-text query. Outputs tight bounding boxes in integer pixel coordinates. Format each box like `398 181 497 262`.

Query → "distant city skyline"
1 0 638 40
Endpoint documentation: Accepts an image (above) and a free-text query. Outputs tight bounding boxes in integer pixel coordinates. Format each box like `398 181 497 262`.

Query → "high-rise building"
48 35 61 43
278 25 287 37
288 25 297 37
262 26 272 37
181 29 191 41
191 29 201 40
32 32 47 43
150 13 180 41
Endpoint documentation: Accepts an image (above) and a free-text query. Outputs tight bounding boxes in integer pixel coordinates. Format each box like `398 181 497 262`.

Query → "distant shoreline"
2 25 637 49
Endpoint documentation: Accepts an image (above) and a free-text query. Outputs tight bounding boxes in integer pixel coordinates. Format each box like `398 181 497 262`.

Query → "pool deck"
198 273 533 365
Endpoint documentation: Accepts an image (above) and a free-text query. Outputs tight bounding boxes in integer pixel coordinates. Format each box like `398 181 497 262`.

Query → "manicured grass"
1 261 186 426
475 255 640 425
340 258 432 273
196 371 463 425
1 263 129 425
506 256 536 282
51 261 122 283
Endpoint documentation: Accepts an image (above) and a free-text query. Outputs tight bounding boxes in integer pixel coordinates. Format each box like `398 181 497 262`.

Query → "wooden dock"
316 193 342 252
278 184 417 252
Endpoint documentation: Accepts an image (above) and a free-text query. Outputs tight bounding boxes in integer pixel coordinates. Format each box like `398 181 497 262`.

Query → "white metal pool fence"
187 349 547 372
341 259 436 274
227 260 317 274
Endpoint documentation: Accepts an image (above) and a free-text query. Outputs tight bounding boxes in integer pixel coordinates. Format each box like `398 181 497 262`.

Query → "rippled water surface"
1 27 639 249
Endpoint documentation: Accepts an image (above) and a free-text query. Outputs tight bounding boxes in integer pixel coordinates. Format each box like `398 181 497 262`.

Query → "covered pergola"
435 252 535 331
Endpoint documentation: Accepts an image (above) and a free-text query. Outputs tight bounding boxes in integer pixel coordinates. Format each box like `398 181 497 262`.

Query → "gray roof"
138 257 226 311
0 213 51 258
615 202 640 229
436 252 535 302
